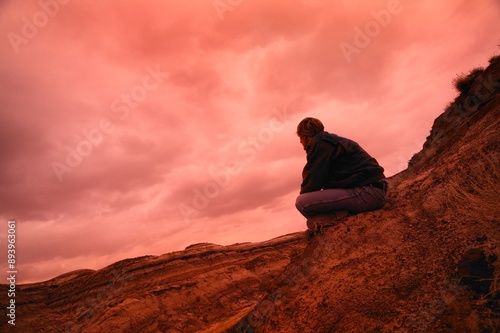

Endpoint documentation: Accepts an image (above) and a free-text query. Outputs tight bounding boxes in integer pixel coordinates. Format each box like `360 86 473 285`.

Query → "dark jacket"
300 131 385 194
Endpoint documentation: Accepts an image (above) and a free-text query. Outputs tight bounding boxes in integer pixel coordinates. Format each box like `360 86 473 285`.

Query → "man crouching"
295 117 388 235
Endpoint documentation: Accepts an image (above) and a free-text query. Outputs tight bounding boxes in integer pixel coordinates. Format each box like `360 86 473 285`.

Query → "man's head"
296 117 324 149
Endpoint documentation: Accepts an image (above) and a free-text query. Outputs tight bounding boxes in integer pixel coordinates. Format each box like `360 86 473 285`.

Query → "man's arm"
300 140 334 194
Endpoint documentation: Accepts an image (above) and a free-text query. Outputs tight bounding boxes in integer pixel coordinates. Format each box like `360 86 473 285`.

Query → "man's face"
300 136 311 150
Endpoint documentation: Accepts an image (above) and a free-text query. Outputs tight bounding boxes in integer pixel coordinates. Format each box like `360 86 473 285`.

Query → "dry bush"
444 148 500 222
489 53 500 64
452 67 485 94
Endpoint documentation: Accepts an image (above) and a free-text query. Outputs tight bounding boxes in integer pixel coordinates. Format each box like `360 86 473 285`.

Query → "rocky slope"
1 234 308 332
231 54 500 333
1 55 499 333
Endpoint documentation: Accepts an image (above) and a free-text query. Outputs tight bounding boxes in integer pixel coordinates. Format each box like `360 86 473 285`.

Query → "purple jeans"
295 182 387 218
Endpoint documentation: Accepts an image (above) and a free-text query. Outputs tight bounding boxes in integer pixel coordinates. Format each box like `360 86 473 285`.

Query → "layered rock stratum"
1 56 499 332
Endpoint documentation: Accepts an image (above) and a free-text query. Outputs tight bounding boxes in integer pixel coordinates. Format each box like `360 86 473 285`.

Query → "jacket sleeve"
300 140 334 194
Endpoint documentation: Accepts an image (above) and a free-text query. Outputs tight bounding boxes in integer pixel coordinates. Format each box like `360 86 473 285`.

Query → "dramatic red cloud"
0 0 499 283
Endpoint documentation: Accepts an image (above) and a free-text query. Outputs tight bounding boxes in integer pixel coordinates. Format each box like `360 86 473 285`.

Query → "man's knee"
295 195 303 211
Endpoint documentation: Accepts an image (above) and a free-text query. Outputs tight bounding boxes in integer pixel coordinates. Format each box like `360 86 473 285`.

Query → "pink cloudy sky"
1 0 499 283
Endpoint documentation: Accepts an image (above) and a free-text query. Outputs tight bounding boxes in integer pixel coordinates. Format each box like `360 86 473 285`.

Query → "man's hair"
296 117 324 138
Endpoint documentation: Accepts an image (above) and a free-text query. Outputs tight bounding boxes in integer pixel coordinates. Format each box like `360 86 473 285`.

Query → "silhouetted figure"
295 117 388 234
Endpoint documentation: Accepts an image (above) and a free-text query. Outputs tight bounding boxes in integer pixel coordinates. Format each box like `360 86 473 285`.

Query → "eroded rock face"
2 57 499 333
0 234 308 332
230 56 500 333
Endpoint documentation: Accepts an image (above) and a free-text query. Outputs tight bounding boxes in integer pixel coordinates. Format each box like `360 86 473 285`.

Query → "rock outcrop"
1 56 499 332
1 234 308 332
232 54 500 333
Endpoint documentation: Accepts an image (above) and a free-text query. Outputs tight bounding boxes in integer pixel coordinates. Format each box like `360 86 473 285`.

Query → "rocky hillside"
0 234 308 332
1 55 499 333
231 54 500 333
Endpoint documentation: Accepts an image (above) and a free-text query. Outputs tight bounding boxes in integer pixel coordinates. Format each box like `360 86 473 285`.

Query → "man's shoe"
306 210 349 235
